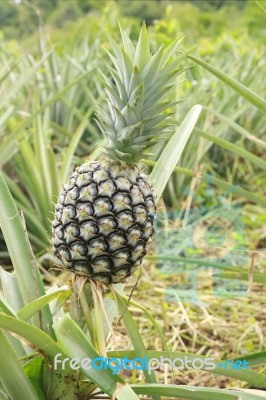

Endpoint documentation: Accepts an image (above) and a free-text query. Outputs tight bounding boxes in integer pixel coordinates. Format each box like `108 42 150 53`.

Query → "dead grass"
107 255 266 396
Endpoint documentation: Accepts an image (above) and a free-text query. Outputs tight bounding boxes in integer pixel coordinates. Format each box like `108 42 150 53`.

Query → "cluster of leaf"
162 43 266 208
146 7 266 209
0 6 265 263
97 24 189 164
0 30 103 257
1 111 266 399
0 8 265 400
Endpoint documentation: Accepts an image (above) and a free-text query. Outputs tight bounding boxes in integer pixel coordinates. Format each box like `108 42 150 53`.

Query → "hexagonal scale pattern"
52 160 156 284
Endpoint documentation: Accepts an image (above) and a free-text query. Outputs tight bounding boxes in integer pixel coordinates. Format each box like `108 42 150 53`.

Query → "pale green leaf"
0 331 38 400
134 23 151 71
188 54 266 113
151 105 202 199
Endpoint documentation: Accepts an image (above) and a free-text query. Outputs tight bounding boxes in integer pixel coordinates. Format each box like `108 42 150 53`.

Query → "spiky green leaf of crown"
96 23 186 164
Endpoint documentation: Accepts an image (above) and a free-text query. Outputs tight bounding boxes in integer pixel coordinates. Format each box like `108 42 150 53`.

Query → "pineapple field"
0 1 266 399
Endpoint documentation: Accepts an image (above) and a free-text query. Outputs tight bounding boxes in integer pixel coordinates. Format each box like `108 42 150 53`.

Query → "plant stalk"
77 279 97 350
91 281 107 357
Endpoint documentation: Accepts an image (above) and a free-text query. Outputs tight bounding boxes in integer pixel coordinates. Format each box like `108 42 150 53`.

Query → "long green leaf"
0 172 53 334
102 283 125 340
151 105 202 199
0 294 16 317
34 93 54 204
115 291 169 353
59 108 94 183
0 331 38 400
23 357 46 400
213 271 266 284
0 270 24 313
188 55 266 113
132 384 266 400
0 313 62 358
203 106 266 149
16 70 95 134
0 270 31 356
143 160 266 207
147 255 247 272
17 286 72 321
115 293 160 400
237 351 266 366
19 140 48 218
197 128 266 171
0 52 51 110
53 314 139 400
108 350 266 388
2 172 33 212
0 140 18 166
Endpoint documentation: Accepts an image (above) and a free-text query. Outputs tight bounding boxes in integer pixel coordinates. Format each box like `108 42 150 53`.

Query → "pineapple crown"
95 23 186 164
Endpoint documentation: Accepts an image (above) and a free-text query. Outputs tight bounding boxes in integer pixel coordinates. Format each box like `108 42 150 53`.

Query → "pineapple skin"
52 159 155 284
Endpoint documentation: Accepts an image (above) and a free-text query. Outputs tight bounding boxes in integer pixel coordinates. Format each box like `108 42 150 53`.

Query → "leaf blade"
151 105 202 199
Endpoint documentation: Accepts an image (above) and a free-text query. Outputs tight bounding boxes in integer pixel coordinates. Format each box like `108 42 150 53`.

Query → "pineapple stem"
97 285 118 352
90 280 107 357
77 278 97 350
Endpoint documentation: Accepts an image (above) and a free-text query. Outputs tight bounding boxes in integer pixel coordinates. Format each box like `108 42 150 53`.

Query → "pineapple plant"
52 24 185 284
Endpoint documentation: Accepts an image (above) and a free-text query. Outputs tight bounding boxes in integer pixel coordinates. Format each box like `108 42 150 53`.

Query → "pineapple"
52 24 184 284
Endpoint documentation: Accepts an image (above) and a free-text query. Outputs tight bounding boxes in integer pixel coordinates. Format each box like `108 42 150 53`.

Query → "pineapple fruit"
52 24 184 284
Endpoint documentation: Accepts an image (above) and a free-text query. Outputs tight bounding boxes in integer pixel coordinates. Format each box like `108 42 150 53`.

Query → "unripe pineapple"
52 24 185 284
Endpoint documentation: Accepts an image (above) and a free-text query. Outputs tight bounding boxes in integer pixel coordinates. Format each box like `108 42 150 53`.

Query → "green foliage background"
0 1 266 399
0 0 264 42
0 0 265 256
